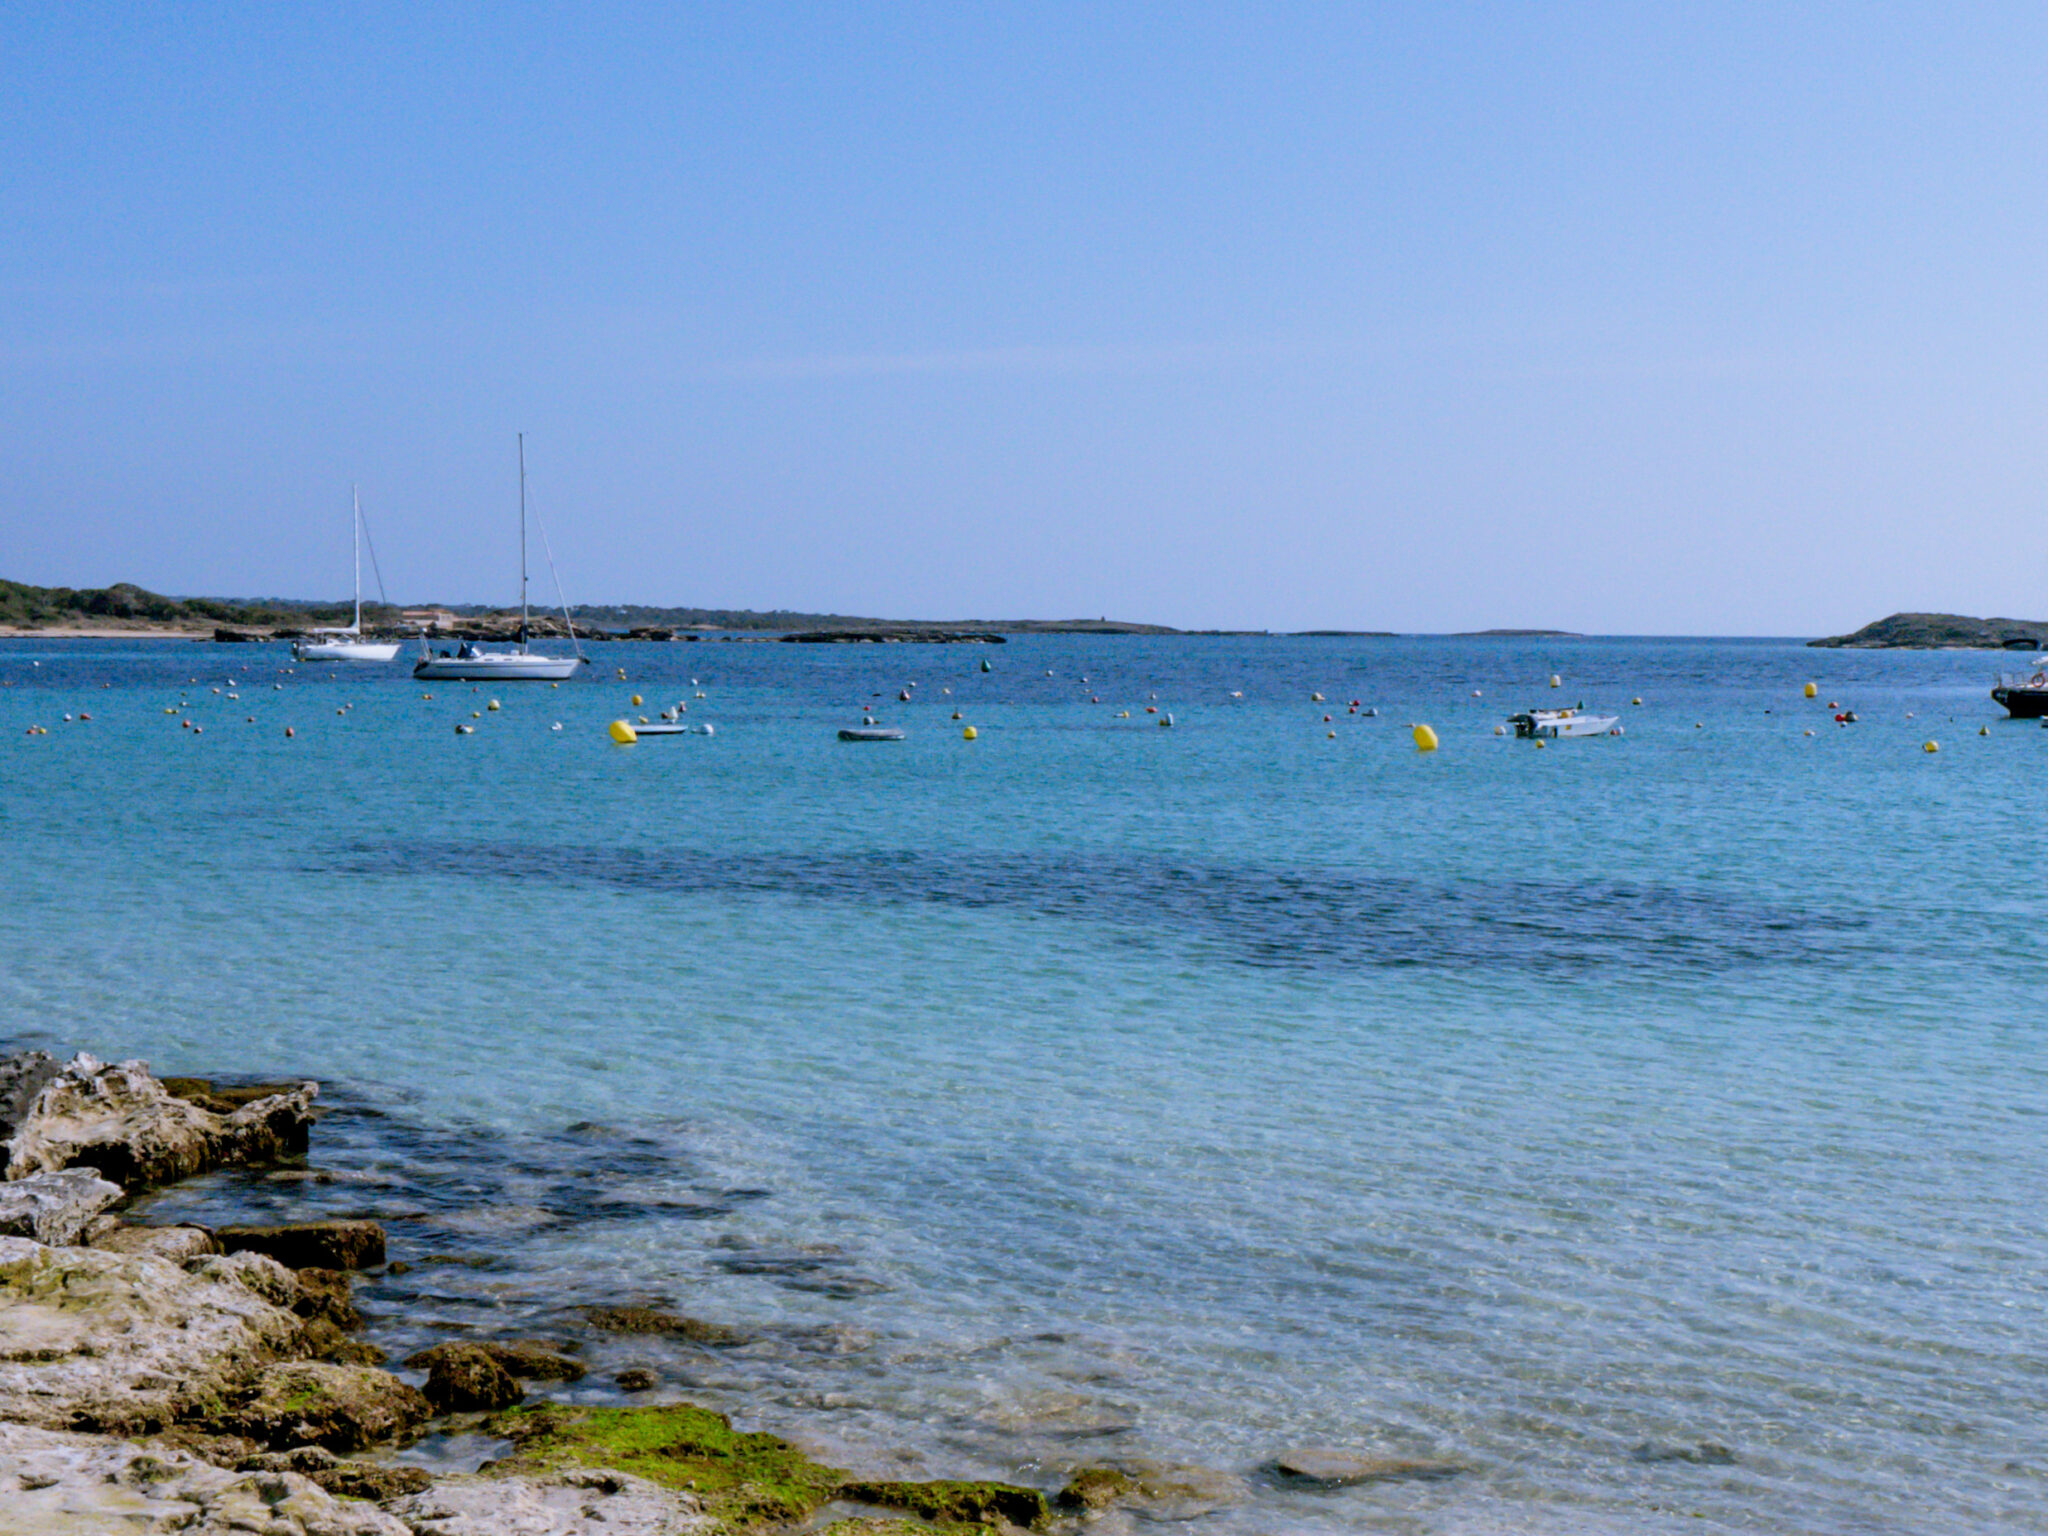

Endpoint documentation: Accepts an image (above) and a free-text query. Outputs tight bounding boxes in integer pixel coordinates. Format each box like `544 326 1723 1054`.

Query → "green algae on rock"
485 1403 843 1527
483 1403 1050 1532
836 1479 1048 1530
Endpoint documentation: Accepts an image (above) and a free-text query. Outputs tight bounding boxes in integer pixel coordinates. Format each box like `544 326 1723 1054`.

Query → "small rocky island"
1808 612 2048 649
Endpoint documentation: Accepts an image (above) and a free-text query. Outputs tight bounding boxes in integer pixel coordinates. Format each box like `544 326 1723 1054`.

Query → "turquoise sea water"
2 634 2044 1533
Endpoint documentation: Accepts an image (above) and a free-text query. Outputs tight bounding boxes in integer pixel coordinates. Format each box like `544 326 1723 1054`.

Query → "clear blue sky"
6 4 2046 632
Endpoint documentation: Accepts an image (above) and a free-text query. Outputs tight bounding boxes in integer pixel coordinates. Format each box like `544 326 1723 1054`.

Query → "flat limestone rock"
0 1418 409 1535
87 1223 220 1264
1269 1448 1468 1487
387 1466 718 1536
0 1237 307 1436
4 1053 316 1188
0 1169 123 1246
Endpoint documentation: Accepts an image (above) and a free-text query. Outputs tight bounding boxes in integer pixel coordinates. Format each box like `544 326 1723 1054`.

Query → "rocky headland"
0 1047 1446 1536
1807 612 2048 649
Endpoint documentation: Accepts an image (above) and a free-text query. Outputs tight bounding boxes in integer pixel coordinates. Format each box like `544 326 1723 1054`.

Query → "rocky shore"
1 1048 1455 1535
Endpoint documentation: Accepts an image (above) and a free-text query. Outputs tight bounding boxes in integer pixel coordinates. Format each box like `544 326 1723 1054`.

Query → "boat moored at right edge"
1991 664 2048 718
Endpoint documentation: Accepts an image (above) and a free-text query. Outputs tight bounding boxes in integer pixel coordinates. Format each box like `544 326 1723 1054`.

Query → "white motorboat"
414 435 587 683
294 488 401 663
633 720 715 736
1510 707 1620 739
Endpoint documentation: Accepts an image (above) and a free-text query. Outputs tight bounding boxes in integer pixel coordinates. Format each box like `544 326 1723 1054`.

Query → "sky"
5 3 2047 634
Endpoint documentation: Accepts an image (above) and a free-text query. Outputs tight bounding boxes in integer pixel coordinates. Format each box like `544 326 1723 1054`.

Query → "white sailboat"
293 488 401 663
413 435 587 682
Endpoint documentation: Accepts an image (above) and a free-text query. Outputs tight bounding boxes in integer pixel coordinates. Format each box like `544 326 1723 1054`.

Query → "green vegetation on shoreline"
0 577 1175 636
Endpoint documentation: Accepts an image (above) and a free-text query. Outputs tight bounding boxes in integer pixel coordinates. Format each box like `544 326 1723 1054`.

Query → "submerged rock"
580 1305 754 1346
3 1053 315 1188
0 1167 122 1245
218 1218 386 1270
614 1368 658 1392
420 1343 525 1412
218 1360 430 1452
1268 1449 1468 1487
0 1419 409 1536
1056 1461 1248 1519
0 1236 306 1436
1632 1440 1737 1465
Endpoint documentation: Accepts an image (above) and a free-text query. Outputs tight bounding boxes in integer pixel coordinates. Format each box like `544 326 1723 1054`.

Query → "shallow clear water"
3 634 2044 1533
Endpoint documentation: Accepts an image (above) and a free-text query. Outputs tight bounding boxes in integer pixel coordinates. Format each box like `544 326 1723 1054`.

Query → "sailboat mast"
351 485 362 634
518 433 529 649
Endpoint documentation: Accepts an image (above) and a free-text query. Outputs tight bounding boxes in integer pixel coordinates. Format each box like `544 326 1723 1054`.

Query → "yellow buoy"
1412 723 1439 752
609 719 638 744
487 699 501 711
1534 738 1546 749
1548 674 1561 688
1923 740 1938 753
631 694 643 706
1632 697 1642 706
1804 682 1818 698
962 725 978 740
1327 730 1336 739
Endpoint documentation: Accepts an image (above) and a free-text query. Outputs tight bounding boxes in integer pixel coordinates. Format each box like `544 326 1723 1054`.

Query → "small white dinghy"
839 725 905 742
1510 707 1620 739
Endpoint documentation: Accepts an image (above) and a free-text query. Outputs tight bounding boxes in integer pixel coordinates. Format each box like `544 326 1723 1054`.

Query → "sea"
1 633 2043 1534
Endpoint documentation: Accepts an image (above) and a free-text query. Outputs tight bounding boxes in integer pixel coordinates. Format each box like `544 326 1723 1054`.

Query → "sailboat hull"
413 652 584 681
295 640 401 663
